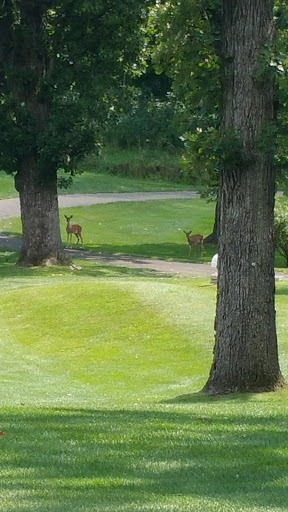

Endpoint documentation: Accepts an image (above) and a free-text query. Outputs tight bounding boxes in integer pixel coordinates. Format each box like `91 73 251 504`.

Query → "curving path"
0 191 199 219
0 192 287 279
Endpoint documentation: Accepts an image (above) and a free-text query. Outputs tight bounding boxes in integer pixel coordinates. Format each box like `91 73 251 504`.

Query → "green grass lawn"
0 252 288 512
1 178 288 510
0 149 197 199
1 197 287 267
0 170 190 198
0 198 217 264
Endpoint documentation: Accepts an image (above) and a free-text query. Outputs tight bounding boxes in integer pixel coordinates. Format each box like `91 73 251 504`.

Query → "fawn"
183 230 204 256
64 215 83 244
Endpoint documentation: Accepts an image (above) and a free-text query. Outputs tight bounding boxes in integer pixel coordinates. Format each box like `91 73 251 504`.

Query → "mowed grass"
0 170 190 199
0 189 288 510
1 197 287 267
0 198 217 263
61 199 216 262
0 270 214 406
0 251 288 511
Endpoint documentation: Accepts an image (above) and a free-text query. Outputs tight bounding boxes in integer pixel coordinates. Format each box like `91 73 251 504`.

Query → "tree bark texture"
15 161 68 266
8 2 68 266
204 0 285 393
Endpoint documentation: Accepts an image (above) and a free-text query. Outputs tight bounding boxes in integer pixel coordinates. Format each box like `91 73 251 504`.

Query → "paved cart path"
0 192 287 279
0 191 199 219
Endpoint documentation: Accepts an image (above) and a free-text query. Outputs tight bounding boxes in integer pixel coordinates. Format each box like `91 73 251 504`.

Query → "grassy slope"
0 149 197 199
1 152 288 510
0 259 287 511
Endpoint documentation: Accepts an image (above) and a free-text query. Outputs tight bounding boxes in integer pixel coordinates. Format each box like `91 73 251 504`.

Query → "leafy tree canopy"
0 0 150 180
151 0 288 192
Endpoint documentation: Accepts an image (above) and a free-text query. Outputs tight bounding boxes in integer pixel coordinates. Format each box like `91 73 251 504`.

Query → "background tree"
105 65 183 152
0 0 148 265
204 0 285 393
152 0 288 244
151 0 222 242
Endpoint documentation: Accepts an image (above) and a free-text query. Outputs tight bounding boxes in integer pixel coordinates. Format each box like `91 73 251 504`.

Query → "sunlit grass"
0 198 218 264
0 169 189 199
1 197 287 268
0 255 288 511
0 272 215 406
0 173 288 510
0 148 196 199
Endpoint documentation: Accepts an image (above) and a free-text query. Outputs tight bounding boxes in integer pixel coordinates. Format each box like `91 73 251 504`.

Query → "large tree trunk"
15 161 69 266
204 0 284 393
8 3 69 267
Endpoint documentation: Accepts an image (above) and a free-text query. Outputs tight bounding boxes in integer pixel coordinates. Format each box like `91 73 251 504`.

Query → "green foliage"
101 147 187 182
0 148 200 198
182 128 244 187
151 0 288 192
107 96 184 151
275 198 288 266
151 0 222 186
0 0 150 177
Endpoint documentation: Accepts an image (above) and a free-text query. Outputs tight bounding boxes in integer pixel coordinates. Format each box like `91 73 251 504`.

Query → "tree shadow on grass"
86 242 214 263
162 390 259 405
0 246 175 281
0 229 214 263
1 406 288 512
0 231 21 250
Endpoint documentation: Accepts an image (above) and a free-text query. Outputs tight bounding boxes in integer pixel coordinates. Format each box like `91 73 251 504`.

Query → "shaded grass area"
1 399 288 512
0 248 288 510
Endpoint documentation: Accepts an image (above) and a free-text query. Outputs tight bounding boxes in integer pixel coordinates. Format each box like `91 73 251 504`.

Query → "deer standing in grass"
183 230 204 256
65 215 83 244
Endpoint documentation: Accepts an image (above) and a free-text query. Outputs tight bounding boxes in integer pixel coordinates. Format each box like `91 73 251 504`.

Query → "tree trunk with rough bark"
204 0 285 394
9 3 69 266
15 161 69 266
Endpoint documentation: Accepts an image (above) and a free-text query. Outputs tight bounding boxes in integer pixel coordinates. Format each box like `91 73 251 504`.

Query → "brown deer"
183 230 204 256
65 215 83 244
